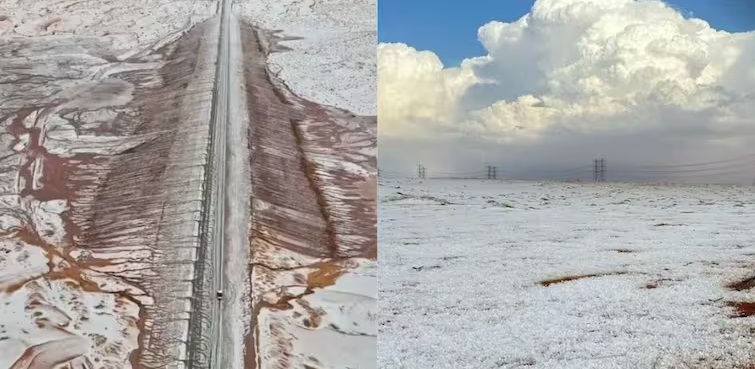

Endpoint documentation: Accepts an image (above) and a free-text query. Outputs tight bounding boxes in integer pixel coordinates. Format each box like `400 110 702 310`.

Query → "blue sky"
378 0 755 67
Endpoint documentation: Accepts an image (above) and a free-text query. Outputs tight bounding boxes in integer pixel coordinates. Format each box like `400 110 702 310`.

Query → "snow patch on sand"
257 258 377 369
235 0 376 115
0 0 216 57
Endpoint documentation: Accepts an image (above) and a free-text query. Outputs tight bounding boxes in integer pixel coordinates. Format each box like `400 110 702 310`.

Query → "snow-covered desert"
379 178 755 369
0 0 376 367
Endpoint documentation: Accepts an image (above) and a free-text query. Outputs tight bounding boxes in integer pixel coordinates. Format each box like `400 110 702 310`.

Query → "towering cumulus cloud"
378 43 478 139
378 0 755 178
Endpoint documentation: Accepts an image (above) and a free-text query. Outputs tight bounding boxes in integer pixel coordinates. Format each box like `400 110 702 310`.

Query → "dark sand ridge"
240 22 376 368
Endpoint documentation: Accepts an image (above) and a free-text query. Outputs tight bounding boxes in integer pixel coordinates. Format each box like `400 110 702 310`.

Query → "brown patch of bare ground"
307 261 343 289
540 272 628 287
727 276 755 291
241 23 376 368
727 302 755 318
725 276 755 321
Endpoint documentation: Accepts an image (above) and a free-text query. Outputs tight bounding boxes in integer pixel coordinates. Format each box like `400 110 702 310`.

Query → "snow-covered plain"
236 0 376 115
0 0 215 58
379 179 755 369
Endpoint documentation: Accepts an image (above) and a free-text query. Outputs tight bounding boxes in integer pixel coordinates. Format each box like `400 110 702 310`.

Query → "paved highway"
209 0 231 366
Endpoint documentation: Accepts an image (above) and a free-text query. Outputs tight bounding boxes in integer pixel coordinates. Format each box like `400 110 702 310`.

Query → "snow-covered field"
236 0 376 115
379 179 755 369
0 0 215 58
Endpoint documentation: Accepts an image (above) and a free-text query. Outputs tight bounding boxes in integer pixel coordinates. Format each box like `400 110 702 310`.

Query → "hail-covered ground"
379 178 755 369
236 0 376 115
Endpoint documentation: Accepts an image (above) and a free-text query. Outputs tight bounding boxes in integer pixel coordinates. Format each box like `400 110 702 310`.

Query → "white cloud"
378 0 755 181
377 43 478 140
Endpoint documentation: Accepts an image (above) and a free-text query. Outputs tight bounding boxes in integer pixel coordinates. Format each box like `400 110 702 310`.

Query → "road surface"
209 0 231 366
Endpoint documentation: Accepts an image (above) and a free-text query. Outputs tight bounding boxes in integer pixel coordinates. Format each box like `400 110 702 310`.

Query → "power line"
380 151 755 184
612 165 754 174
622 153 755 169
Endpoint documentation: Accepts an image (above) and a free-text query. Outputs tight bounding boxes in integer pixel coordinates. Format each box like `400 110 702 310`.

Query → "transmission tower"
593 159 598 182
593 158 606 182
417 164 426 179
487 165 497 179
